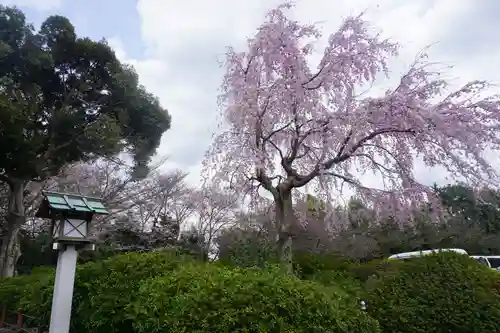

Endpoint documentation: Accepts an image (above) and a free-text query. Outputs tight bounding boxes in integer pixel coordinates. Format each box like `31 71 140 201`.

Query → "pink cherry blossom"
203 2 500 266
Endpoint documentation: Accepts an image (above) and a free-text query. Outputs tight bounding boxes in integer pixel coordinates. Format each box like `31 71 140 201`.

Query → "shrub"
348 258 403 282
292 252 364 297
366 253 500 333
17 269 55 328
13 250 194 333
218 234 280 268
0 274 38 309
74 250 194 333
4 250 379 332
0 268 54 311
125 263 380 333
307 269 365 298
293 252 353 277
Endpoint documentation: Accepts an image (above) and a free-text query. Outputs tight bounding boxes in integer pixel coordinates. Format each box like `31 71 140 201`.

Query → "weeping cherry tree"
203 2 500 271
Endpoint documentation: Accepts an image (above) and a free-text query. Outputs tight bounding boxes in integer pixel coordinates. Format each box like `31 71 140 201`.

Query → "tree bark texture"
0 179 25 277
274 187 295 274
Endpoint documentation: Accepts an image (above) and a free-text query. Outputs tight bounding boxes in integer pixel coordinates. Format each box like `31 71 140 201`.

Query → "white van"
472 255 500 270
469 255 492 268
388 248 468 260
388 248 492 268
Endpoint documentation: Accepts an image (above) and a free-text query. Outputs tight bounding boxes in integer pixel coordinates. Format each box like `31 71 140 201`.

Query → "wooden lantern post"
35 191 108 333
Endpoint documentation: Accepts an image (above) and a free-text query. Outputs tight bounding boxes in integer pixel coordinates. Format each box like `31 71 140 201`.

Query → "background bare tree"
15 158 195 273
191 183 240 258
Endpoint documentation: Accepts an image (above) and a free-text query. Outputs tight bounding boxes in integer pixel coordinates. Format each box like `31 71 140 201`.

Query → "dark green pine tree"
0 7 171 277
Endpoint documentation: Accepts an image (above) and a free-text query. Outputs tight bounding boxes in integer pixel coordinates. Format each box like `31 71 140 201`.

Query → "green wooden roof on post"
35 191 109 219
35 192 109 333
35 191 109 247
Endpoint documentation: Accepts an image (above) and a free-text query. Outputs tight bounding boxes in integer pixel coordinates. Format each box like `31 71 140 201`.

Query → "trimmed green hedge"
3 250 194 332
0 269 53 309
5 249 500 333
293 252 403 283
126 263 379 333
2 250 378 333
293 252 353 276
366 253 500 333
293 252 365 297
348 258 403 282
294 251 500 332
71 250 193 333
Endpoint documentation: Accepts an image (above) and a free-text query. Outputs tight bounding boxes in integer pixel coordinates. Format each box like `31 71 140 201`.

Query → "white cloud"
108 0 500 189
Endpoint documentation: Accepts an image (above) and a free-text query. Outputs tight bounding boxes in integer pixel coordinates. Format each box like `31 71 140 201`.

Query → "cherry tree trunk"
274 188 295 274
0 179 25 277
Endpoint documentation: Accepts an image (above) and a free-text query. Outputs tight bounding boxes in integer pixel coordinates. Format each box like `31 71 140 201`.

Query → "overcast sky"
3 0 500 188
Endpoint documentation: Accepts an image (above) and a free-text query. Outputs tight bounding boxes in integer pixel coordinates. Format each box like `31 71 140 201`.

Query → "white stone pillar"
49 245 78 333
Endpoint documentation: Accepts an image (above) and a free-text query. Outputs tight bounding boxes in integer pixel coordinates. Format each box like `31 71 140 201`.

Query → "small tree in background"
204 2 500 271
0 7 171 276
191 182 240 258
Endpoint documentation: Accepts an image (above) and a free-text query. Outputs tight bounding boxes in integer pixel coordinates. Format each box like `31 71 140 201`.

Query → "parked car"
472 255 500 271
388 248 468 260
388 248 494 269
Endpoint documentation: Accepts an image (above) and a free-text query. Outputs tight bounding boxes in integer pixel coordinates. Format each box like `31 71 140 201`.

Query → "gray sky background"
3 0 500 190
